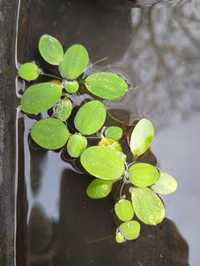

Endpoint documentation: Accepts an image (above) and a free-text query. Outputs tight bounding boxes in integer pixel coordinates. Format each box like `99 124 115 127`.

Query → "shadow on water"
26 169 188 266
16 0 200 265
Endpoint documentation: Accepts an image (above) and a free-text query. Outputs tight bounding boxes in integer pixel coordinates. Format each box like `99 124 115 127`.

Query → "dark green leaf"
128 163 160 188
131 187 165 225
67 133 87 158
21 82 62 115
59 44 89 80
130 119 154 157
31 118 70 150
85 72 128 100
80 146 125 180
74 100 106 135
18 62 40 81
86 179 113 199
39 34 64 65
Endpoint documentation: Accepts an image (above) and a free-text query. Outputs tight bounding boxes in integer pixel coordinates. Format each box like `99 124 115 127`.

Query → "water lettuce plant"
18 34 178 244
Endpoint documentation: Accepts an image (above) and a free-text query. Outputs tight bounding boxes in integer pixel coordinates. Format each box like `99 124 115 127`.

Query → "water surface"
16 1 200 265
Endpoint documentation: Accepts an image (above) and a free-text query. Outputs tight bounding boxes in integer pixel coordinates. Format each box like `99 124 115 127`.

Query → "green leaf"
18 62 40 81
128 163 160 188
131 187 165 225
105 126 123 141
74 100 106 135
114 199 134 222
67 133 87 158
59 44 89 80
85 72 128 100
130 119 154 157
80 146 125 180
118 221 141 241
86 179 113 199
39 34 64 65
54 98 72 121
31 118 70 150
151 172 178 195
21 82 62 115
98 138 122 152
64 80 79 93
115 231 126 243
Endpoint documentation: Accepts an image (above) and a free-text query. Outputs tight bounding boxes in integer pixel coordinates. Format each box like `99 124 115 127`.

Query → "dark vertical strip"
0 0 18 265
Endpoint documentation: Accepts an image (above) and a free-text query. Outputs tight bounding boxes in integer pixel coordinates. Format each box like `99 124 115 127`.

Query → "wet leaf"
128 163 159 188
105 126 123 141
114 199 134 222
151 172 178 195
39 34 64 65
64 80 79 93
118 221 141 241
75 100 106 135
59 44 89 80
80 146 125 180
67 133 87 158
130 119 154 157
86 179 113 199
54 98 72 121
115 231 126 243
18 62 40 81
21 82 62 115
85 72 128 100
131 187 165 225
31 118 70 150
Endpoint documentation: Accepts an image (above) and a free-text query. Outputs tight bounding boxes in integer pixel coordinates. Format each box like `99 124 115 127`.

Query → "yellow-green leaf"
21 82 62 115
18 62 40 81
59 44 89 80
31 118 70 150
80 146 125 180
131 187 165 225
39 34 64 65
98 138 122 152
118 221 141 241
130 119 154 157
64 80 79 93
67 133 87 158
115 231 126 243
86 179 113 199
85 72 128 100
151 172 178 195
75 100 106 135
54 98 72 121
105 126 123 141
128 163 159 188
114 199 134 222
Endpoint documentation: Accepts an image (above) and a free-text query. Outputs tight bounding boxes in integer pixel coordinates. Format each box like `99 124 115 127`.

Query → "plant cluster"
18 34 178 243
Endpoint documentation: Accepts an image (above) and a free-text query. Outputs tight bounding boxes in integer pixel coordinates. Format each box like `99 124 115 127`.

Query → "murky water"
16 1 200 265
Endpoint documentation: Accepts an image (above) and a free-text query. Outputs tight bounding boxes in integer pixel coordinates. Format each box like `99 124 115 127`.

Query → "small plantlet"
18 34 178 244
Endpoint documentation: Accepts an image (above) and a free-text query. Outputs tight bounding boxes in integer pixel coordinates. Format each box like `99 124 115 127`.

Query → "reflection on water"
16 0 200 265
153 113 200 266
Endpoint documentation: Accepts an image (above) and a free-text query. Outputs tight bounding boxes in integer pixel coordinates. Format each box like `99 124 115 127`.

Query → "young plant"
18 34 178 244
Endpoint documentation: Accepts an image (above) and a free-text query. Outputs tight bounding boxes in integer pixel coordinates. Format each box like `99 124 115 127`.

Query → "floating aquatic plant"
18 34 178 244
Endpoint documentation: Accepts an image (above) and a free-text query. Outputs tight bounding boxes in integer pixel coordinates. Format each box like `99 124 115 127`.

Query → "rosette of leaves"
18 34 178 244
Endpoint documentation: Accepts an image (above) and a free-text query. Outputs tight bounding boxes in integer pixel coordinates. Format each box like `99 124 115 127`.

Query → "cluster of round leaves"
18 34 178 244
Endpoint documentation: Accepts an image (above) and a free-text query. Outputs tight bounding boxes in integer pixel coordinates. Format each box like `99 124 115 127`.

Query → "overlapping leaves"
18 34 178 245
